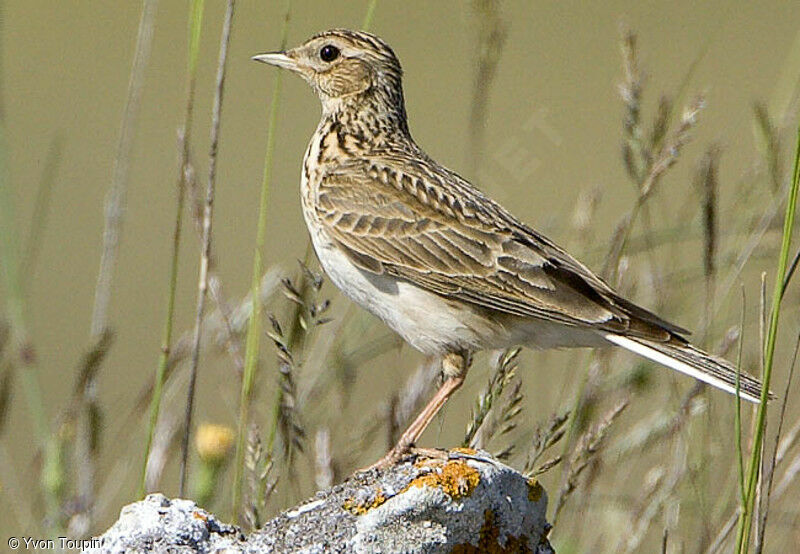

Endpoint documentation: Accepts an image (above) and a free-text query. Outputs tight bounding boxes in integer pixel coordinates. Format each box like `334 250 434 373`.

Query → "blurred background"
3 1 800 551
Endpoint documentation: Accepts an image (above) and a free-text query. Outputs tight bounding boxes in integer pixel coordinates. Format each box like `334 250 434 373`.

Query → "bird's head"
253 29 405 117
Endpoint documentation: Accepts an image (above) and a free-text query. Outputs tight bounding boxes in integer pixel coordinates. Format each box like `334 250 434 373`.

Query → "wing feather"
315 160 685 340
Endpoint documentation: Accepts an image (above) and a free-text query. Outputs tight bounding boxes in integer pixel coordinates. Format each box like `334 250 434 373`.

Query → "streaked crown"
253 29 406 120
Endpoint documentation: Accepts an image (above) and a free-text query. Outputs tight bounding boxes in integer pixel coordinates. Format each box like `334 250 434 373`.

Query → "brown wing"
314 157 688 341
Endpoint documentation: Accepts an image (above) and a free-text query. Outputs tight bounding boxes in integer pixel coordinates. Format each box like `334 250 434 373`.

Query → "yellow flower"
195 423 235 465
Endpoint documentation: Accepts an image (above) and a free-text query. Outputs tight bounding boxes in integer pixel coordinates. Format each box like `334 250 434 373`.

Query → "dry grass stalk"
466 0 507 177
91 0 157 337
245 424 276 530
232 0 293 522
754 332 799 553
180 0 236 496
571 185 602 240
314 428 334 490
561 349 613 455
463 348 521 449
753 102 782 192
284 263 332 336
605 27 706 280
267 314 306 462
127 268 283 426
619 28 647 183
649 96 672 155
553 399 628 524
478 372 523 461
695 145 721 317
773 444 800 498
642 96 704 196
495 379 524 439
618 440 689 553
716 187 788 309
207 275 246 376
618 29 669 297
530 456 563 477
775 413 800 465
266 263 331 465
524 411 569 476
85 0 157 525
610 325 745 548
144 407 182 494
183 161 246 377
612 382 705 457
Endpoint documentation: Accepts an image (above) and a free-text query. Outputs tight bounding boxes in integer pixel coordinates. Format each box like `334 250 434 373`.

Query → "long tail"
602 333 765 403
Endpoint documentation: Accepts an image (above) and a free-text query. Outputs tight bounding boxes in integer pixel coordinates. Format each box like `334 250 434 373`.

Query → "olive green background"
4 0 800 545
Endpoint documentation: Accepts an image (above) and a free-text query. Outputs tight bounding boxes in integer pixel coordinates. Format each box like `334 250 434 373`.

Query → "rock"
82 494 243 553
85 449 553 553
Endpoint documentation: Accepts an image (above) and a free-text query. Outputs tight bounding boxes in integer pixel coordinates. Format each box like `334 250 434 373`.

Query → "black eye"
320 44 340 62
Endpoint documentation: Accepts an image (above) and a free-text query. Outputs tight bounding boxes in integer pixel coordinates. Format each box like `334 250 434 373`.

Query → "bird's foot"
359 442 414 472
359 445 451 472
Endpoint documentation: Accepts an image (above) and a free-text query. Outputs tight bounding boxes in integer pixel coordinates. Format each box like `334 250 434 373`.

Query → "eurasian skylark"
253 29 765 465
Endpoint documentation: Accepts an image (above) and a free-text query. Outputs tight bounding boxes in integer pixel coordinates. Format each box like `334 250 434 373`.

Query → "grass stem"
362 0 378 31
21 134 63 282
735 118 800 553
91 0 158 338
0 2 56 530
231 0 292 523
179 0 235 498
140 0 205 498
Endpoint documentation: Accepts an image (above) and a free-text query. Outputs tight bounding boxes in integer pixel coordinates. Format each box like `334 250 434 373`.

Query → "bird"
253 29 765 466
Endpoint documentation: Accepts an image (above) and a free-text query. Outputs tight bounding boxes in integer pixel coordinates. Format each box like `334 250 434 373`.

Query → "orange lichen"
451 509 533 553
192 511 208 522
405 459 481 500
450 446 478 456
526 477 543 502
414 457 437 468
342 489 388 515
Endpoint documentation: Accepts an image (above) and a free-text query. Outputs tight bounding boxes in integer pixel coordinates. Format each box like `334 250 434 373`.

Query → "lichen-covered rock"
83 494 243 553
85 449 553 553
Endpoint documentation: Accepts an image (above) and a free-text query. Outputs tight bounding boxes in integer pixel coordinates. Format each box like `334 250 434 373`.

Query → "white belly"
307 225 515 355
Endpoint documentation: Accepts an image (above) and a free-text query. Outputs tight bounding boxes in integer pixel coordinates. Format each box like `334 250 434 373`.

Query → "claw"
359 444 414 472
359 446 452 472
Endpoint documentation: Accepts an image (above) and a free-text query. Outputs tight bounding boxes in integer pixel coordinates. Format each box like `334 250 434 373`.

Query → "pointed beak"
251 51 298 71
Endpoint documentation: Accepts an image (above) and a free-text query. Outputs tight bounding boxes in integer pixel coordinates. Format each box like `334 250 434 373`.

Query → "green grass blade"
21 134 63 284
735 118 800 553
231 0 292 524
139 0 205 498
735 288 746 508
0 0 49 451
362 0 378 31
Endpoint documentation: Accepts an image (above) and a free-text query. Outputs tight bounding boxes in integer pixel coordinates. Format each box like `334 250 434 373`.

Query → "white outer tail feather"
602 333 761 404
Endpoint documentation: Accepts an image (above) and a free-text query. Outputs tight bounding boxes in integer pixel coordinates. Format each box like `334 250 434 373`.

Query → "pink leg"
366 351 470 469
